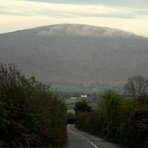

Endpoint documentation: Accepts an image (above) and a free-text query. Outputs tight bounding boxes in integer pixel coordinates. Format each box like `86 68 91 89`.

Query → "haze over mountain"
0 24 148 86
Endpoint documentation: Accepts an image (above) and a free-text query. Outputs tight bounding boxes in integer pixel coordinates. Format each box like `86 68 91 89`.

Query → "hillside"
0 24 148 86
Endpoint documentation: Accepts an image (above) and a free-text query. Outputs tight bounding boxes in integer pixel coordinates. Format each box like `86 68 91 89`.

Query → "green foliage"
0 64 67 148
74 100 91 116
98 90 130 136
75 89 148 148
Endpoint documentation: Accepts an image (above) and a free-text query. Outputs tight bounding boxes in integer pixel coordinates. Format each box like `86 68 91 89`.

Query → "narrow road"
64 125 121 148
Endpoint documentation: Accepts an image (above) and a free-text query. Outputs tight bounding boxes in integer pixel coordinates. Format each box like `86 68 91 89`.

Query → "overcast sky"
0 0 148 36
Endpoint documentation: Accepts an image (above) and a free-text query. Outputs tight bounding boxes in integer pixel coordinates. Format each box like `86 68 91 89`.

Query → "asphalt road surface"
64 125 121 148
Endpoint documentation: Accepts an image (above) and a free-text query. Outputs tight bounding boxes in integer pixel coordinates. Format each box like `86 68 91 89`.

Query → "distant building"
81 95 87 98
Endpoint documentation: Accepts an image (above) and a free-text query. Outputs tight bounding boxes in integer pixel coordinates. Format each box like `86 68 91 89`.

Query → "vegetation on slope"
1 24 148 85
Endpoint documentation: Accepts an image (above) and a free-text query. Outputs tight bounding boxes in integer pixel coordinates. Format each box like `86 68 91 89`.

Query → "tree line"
74 75 148 148
0 64 67 148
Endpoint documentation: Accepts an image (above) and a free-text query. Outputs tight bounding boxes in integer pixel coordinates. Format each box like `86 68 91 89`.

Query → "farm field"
65 98 98 113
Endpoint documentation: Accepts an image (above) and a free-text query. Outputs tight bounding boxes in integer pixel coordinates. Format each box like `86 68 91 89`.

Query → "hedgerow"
75 90 148 148
0 64 67 148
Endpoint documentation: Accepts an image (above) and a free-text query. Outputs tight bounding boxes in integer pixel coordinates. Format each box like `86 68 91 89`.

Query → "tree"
124 75 148 99
74 100 91 116
0 63 67 147
98 90 127 135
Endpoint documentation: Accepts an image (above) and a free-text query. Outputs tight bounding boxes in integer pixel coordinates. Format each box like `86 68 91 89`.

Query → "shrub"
0 64 67 147
75 89 148 148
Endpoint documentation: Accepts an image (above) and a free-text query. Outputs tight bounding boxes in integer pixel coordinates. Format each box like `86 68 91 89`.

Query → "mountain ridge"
0 24 144 38
0 24 148 86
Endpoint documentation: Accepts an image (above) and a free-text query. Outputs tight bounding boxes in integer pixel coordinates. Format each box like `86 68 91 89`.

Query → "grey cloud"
95 13 135 19
133 9 148 16
1 1 147 19
22 0 148 18
36 10 136 19
25 0 148 8
0 7 34 16
0 7 142 20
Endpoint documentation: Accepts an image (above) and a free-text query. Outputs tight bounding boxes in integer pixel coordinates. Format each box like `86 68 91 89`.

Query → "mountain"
0 24 148 86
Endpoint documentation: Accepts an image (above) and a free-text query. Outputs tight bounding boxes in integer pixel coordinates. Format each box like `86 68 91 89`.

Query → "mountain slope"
0 24 148 85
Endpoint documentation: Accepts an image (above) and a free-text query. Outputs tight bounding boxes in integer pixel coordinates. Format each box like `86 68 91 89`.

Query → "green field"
65 98 98 113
